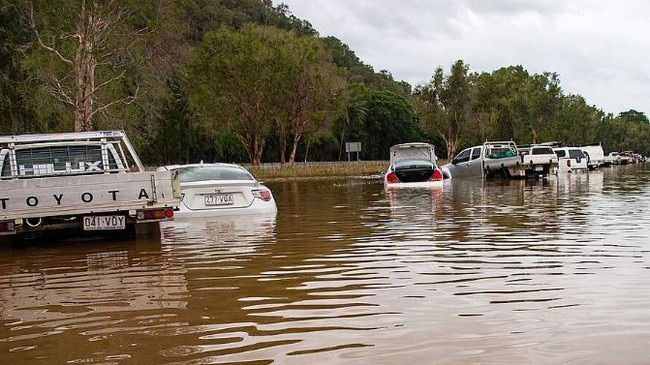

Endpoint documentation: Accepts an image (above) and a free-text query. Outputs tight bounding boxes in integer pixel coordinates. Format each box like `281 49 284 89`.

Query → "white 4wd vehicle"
554 147 588 173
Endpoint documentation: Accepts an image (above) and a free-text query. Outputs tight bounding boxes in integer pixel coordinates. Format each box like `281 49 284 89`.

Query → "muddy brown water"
1 164 650 364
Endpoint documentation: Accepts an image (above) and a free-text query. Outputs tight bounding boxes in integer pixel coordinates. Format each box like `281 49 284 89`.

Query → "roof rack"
0 130 127 145
0 130 144 171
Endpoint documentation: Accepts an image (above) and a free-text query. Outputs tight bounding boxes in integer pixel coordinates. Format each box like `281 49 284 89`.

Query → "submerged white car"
157 163 277 218
384 142 444 188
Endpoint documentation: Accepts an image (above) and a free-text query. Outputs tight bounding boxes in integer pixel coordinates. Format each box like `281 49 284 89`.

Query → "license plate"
83 215 126 231
535 166 543 171
204 194 234 206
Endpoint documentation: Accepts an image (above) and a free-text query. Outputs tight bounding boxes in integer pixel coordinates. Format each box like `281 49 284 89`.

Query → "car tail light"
567 160 571 167
386 172 400 183
430 169 443 181
137 208 174 220
253 189 273 201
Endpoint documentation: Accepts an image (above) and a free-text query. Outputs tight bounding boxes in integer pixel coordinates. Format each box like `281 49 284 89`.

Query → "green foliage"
3 0 650 163
0 0 37 134
359 89 423 160
186 24 312 164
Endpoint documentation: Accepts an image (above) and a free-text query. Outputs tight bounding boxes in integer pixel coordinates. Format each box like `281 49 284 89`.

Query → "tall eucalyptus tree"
25 0 147 132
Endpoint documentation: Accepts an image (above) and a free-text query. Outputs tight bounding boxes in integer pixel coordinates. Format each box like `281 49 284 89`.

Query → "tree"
413 60 474 158
281 38 343 165
520 72 561 144
26 0 141 132
187 24 311 165
618 109 649 124
0 0 36 134
335 82 368 160
362 89 421 160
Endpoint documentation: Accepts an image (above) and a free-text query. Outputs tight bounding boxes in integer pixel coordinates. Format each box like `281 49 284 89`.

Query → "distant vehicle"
554 147 588 173
157 163 277 217
442 140 527 179
517 144 559 177
580 143 605 170
384 142 444 188
603 151 621 166
619 151 638 164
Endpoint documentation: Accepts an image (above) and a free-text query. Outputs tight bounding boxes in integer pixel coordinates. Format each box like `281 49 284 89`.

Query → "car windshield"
393 159 435 170
174 165 254 183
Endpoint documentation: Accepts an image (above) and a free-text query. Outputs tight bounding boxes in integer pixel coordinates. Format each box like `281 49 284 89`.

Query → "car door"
466 146 484 176
447 147 476 178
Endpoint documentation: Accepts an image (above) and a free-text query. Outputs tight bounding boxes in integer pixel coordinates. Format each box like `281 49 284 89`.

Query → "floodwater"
2 164 650 364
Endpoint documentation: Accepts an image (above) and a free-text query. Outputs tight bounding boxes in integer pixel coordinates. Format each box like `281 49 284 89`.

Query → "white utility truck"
516 144 559 177
443 140 525 179
0 130 180 238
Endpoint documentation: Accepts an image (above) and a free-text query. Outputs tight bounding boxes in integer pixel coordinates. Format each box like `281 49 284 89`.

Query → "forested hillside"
1 0 649 165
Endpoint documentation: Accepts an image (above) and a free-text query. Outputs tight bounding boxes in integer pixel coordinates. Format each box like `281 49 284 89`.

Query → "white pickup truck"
442 140 527 178
0 130 180 238
516 144 559 177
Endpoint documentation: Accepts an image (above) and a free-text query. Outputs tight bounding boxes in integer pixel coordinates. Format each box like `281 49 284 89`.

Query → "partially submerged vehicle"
157 162 277 218
554 147 589 173
516 144 559 177
384 143 444 188
580 143 605 170
441 141 525 179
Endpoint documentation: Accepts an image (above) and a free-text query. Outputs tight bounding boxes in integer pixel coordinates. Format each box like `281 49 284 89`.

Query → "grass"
247 161 389 179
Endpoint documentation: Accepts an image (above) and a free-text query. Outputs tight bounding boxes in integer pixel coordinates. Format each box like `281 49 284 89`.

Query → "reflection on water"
1 165 650 364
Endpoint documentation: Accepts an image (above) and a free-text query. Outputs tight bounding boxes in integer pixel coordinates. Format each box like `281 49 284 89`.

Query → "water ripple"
2 166 650 363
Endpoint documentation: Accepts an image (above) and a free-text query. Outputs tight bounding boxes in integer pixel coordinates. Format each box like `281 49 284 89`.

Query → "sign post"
345 142 362 161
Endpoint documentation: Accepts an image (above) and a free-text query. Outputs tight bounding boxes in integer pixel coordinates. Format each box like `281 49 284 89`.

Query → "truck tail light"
137 208 174 220
0 221 15 234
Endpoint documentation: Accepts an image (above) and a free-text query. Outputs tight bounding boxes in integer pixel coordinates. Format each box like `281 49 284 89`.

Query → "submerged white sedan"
158 163 277 218
384 142 445 188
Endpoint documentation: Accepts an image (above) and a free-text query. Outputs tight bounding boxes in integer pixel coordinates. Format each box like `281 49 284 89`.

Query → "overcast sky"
277 0 649 116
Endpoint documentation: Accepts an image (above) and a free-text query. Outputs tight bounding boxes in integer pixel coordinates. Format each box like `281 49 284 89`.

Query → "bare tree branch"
27 0 141 131
28 2 74 66
91 85 139 120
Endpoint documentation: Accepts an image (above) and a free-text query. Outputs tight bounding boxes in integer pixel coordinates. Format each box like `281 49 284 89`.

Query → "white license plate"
204 194 234 206
83 215 126 231
535 166 543 171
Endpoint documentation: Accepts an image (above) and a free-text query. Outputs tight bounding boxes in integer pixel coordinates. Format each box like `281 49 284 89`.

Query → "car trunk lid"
389 143 437 165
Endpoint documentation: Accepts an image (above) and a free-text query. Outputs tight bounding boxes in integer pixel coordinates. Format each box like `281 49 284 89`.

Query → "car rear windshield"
569 149 585 159
176 165 254 182
531 147 554 155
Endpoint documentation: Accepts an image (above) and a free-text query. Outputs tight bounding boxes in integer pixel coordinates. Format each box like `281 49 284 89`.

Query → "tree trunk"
30 0 133 133
288 133 301 165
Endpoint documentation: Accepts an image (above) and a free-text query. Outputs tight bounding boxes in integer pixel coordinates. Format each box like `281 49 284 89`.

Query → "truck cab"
444 145 484 178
